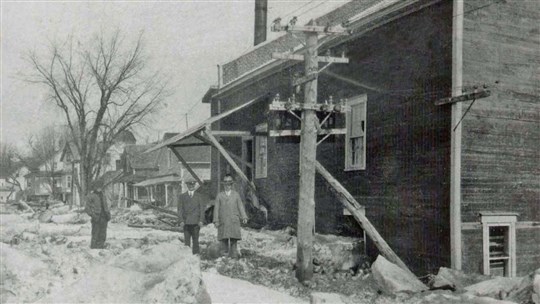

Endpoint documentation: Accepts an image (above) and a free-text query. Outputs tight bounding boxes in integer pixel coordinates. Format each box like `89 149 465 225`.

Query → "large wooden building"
155 0 539 276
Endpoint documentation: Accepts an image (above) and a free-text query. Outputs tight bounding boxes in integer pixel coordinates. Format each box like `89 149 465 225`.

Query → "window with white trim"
67 175 72 188
345 95 367 171
480 212 517 277
255 123 268 179
54 177 61 188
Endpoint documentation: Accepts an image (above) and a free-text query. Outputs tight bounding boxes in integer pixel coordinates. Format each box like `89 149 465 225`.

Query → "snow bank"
371 255 428 294
1 245 51 302
203 272 307 304
40 242 210 304
51 212 89 224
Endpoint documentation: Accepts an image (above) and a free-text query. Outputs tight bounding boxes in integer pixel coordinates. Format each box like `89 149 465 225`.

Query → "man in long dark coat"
213 174 248 258
84 181 111 249
178 176 206 255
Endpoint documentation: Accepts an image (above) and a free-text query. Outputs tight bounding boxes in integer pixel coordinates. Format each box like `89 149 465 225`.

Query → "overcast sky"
1 0 347 151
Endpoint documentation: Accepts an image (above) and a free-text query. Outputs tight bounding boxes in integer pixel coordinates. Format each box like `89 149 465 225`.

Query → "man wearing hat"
213 174 248 258
177 176 206 255
84 180 111 249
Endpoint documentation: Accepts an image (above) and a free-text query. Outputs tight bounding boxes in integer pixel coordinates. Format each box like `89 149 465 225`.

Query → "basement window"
345 95 367 171
480 212 518 277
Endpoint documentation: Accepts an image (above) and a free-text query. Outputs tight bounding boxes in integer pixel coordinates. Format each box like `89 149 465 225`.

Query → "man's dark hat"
184 176 197 184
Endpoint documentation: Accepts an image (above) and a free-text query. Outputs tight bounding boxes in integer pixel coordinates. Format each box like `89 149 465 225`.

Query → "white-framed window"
67 175 72 188
480 212 517 277
54 177 61 188
345 95 367 171
255 123 268 179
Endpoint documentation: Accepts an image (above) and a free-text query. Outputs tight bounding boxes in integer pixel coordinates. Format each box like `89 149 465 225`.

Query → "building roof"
163 133 211 163
24 171 63 178
115 130 137 145
124 144 160 170
60 142 80 162
99 170 124 187
116 173 150 184
212 0 425 98
148 96 263 152
133 173 181 187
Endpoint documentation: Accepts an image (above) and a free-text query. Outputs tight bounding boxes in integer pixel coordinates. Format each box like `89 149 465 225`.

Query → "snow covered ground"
2 206 538 304
203 272 307 304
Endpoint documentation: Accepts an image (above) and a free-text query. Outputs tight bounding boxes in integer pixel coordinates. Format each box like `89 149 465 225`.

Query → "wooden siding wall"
460 0 540 275
318 2 453 274
212 2 454 274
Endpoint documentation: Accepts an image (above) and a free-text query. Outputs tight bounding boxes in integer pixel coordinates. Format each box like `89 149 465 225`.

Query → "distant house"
0 163 30 202
24 150 71 202
117 144 160 206
56 130 137 207
118 133 211 207
58 142 82 206
102 130 137 173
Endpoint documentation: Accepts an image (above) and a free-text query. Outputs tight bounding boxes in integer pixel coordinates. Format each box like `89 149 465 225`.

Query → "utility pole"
297 23 318 282
271 18 349 282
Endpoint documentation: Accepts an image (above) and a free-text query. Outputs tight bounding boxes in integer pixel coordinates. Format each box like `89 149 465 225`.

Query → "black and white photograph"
1 0 539 303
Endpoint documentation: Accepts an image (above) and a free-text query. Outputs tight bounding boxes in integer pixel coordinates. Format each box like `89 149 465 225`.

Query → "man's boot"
220 239 229 257
229 239 239 259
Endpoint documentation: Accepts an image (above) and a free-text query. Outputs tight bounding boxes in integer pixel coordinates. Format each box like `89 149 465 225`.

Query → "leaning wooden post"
202 127 256 191
315 161 416 278
169 146 204 185
296 22 319 282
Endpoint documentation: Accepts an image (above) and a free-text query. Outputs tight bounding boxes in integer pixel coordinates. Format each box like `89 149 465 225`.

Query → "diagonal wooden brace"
202 128 256 192
315 161 417 278
168 146 204 185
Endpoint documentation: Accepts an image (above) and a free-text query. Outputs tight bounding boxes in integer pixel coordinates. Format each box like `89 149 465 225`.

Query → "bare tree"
27 31 167 198
0 142 23 200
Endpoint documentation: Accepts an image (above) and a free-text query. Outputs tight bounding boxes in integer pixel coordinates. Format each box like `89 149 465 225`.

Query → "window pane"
350 104 365 137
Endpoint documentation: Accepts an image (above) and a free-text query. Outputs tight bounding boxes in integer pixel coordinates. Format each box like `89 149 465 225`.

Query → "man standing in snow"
84 180 111 249
177 176 206 255
213 174 248 258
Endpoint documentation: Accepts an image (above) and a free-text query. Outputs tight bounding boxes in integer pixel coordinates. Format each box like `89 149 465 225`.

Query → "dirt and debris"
1 203 538 303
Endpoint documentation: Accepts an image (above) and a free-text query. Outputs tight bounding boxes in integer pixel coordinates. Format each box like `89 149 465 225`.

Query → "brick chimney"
254 0 268 46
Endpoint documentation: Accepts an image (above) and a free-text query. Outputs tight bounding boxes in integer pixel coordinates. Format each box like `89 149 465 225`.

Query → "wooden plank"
169 146 204 185
272 52 349 63
287 24 349 34
268 128 346 137
125 198 179 218
293 73 318 87
434 89 491 106
146 95 264 152
202 128 256 191
315 161 417 278
169 143 210 147
210 130 252 137
128 224 183 233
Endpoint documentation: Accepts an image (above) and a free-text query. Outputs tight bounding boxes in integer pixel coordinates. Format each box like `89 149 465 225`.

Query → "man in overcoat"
84 181 111 249
213 174 248 258
178 176 206 255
